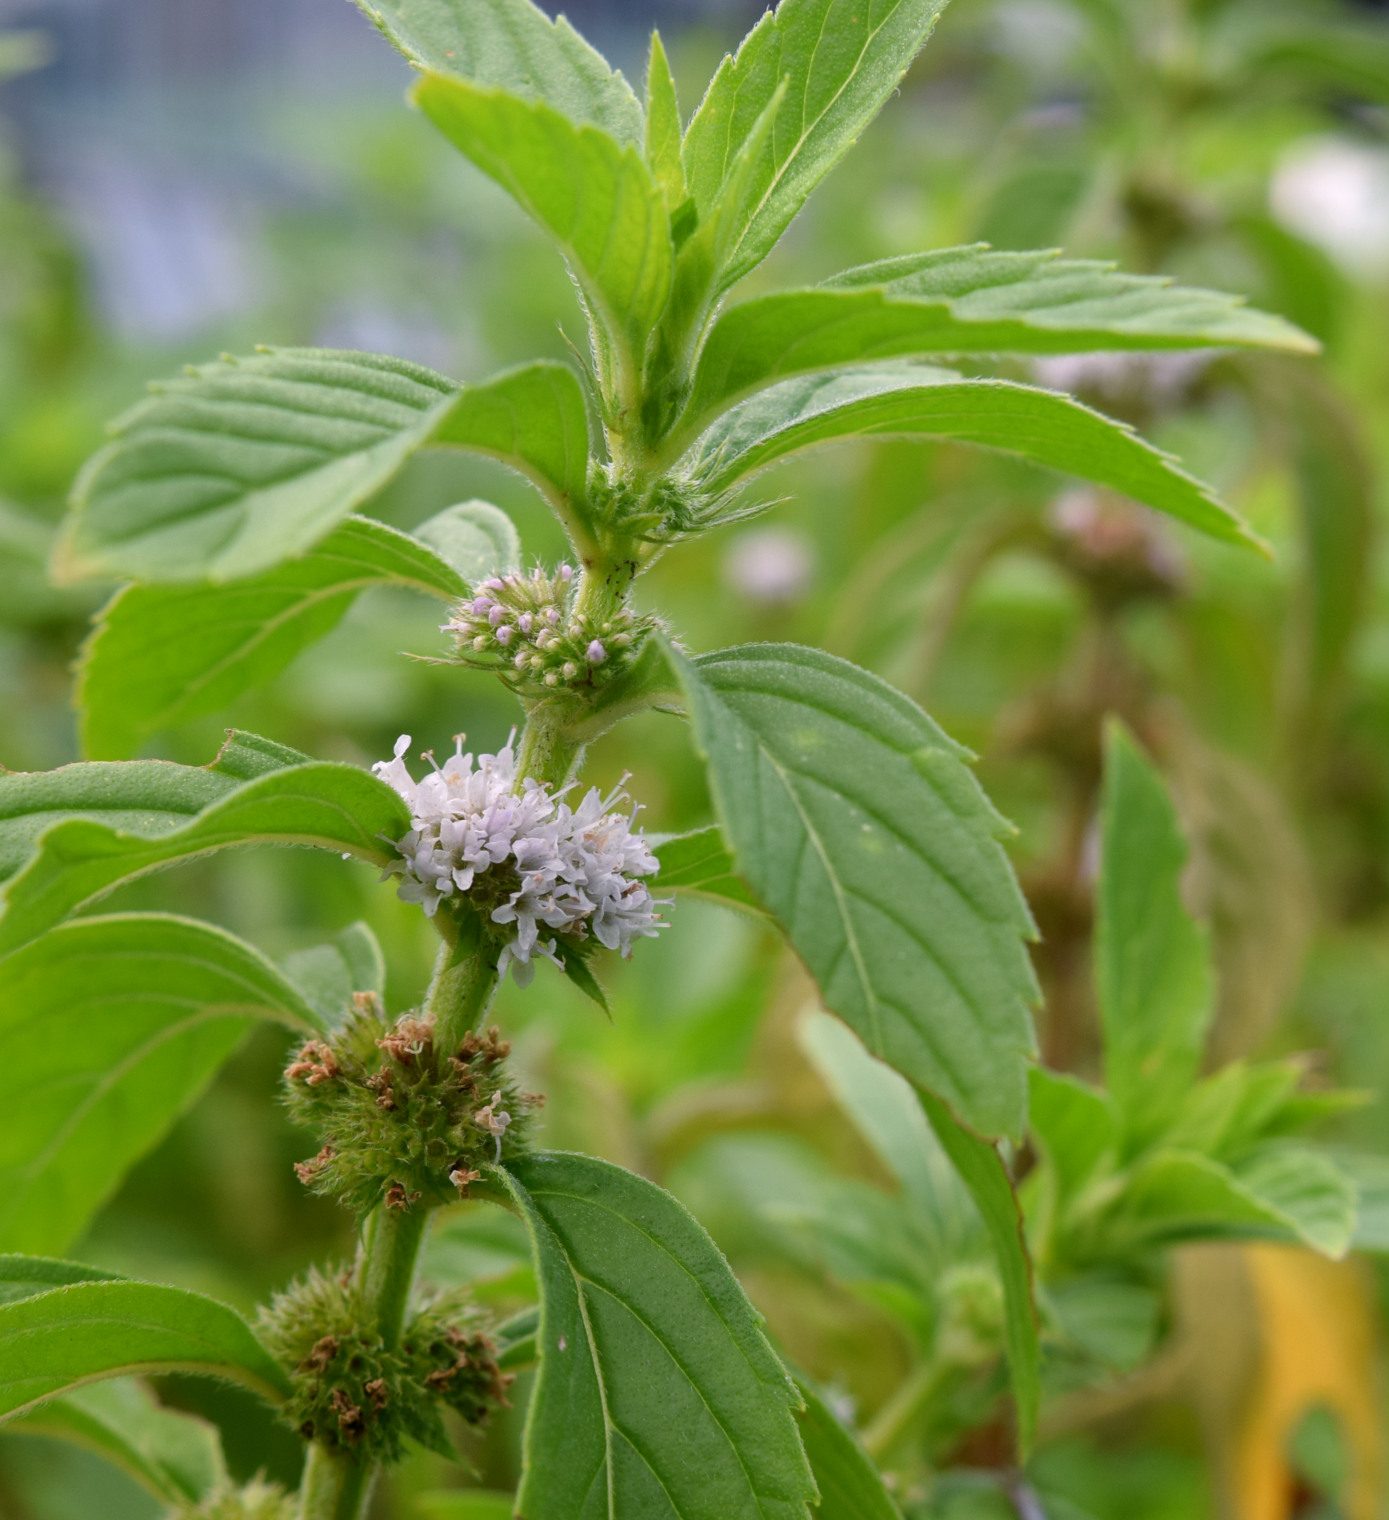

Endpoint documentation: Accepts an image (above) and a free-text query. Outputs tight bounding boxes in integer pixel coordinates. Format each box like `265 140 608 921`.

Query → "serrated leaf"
0 913 321 1254
682 0 950 288
356 0 643 143
651 824 763 912
0 1278 291 1421
645 32 686 205
495 1150 816 1520
918 1091 1039 1458
282 920 387 1028
75 515 465 760
1048 1276 1159 1374
413 498 521 583
414 73 672 362
683 257 1313 429
1097 723 1214 1149
57 349 461 585
8 1379 226 1504
431 362 592 529
681 364 1262 551
671 640 1038 1141
793 1375 903 1520
557 946 608 1012
1112 1145 1358 1259
1330 1152 1389 1253
58 352 581 587
0 754 408 958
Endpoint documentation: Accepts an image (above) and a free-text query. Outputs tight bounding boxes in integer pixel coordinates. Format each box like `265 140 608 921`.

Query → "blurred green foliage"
5 1 1389 1515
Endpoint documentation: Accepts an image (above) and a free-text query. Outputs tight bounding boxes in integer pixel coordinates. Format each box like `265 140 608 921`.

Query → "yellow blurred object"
1176 1242 1384 1519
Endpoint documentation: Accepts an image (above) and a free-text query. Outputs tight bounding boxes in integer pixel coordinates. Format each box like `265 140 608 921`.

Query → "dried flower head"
373 734 668 984
284 1001 537 1214
441 564 651 695
258 1268 510 1464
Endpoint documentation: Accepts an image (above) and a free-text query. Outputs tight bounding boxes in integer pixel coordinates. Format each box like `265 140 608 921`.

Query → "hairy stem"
426 922 501 1053
298 1444 373 1520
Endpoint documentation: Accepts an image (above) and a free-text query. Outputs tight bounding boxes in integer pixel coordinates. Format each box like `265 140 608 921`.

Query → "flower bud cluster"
285 996 539 1215
258 1267 510 1464
442 564 650 696
374 734 668 984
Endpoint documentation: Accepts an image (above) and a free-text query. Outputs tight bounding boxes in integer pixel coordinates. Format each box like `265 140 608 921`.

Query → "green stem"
298 1444 373 1520
426 922 501 1054
861 1358 951 1463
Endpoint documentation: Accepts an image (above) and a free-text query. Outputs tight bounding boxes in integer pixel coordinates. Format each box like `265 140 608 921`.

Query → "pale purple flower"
374 735 668 985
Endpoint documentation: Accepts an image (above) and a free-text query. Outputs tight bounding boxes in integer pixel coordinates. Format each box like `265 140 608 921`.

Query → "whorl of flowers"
258 1266 510 1463
373 734 667 983
442 563 650 696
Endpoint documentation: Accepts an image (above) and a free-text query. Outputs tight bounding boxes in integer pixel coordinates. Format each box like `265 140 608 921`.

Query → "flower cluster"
172 1481 295 1520
259 1267 510 1463
442 564 649 696
374 734 667 983
285 998 539 1214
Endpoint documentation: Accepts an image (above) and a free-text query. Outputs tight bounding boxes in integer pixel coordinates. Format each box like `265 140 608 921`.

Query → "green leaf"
413 498 522 583
651 825 763 912
918 1091 1040 1458
0 1255 123 1305
682 0 950 288
8 1379 226 1505
681 364 1262 551
282 920 387 1029
793 1375 902 1520
0 754 408 958
57 349 464 585
1026 1068 1117 1210
416 1493 516 1520
414 74 672 361
0 1278 291 1421
644 32 687 206
671 640 1038 1141
431 362 592 531
1112 1145 1358 1259
1096 723 1214 1149
557 945 609 1012
356 0 644 143
796 1007 976 1253
1330 1152 1389 1253
423 1201 534 1289
1047 1276 1159 1374
494 1150 816 1520
58 351 582 587
683 254 1314 427
0 913 321 1254
75 514 466 760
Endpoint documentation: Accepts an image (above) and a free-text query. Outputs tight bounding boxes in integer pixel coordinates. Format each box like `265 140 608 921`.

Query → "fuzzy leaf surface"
58 352 579 586
1096 723 1214 1149
682 0 950 287
8 1379 226 1504
673 641 1038 1140
415 74 672 355
793 1376 902 1520
76 515 466 759
682 365 1260 550
412 499 522 583
0 756 408 958
0 1255 123 1305
431 362 592 519
0 1279 291 1421
919 1091 1040 1457
685 263 1311 430
0 913 322 1254
497 1150 816 1520
57 350 464 585
356 0 643 142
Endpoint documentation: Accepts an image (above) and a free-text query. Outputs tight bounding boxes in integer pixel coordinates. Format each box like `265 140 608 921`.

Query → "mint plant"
0 1 1361 1516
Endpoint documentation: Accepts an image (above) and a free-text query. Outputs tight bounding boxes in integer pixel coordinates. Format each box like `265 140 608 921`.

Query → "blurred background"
6 0 1389 1516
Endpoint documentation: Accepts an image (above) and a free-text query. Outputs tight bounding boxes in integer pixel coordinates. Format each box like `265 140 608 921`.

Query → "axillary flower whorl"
373 734 668 984
442 563 650 695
